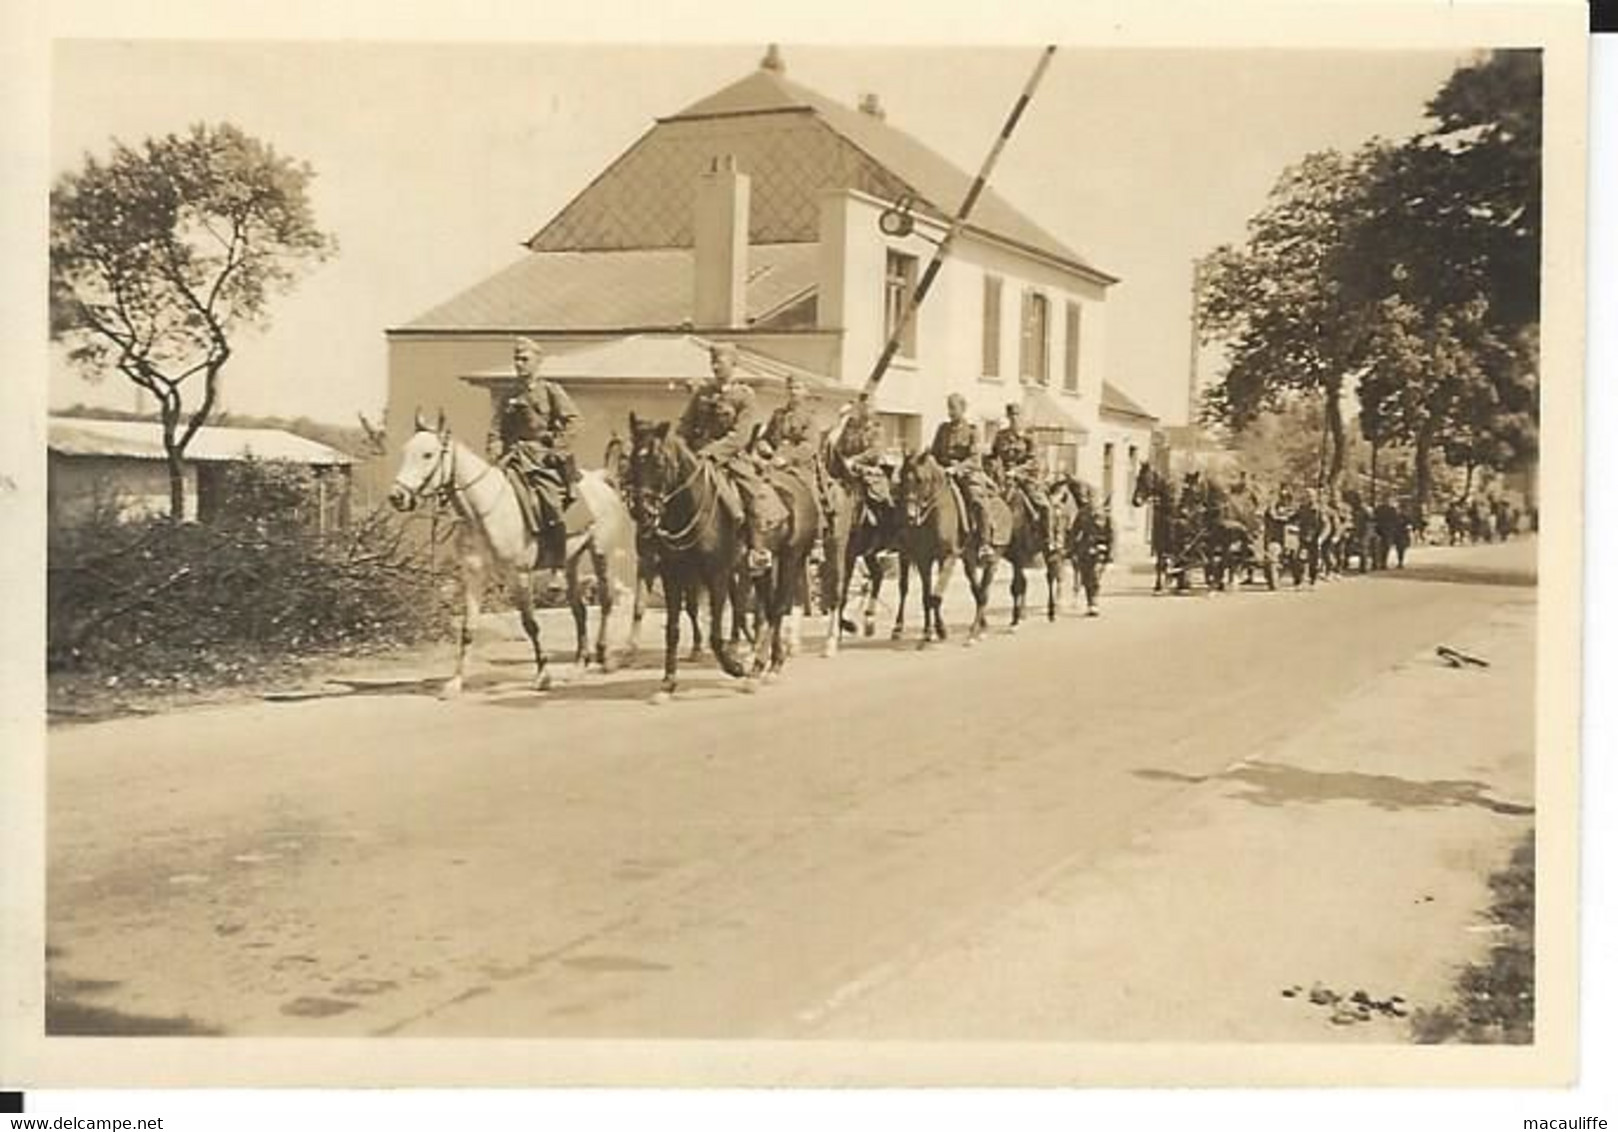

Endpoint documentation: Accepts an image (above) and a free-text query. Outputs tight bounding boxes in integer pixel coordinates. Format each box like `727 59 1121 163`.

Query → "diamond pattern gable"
527 64 1107 278
530 114 910 252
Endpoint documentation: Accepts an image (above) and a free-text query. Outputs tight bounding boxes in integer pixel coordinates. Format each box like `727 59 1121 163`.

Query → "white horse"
389 412 636 696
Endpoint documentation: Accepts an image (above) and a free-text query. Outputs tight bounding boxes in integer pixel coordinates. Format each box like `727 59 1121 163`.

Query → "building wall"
1093 413 1157 564
383 331 850 501
816 189 1110 469
48 455 199 526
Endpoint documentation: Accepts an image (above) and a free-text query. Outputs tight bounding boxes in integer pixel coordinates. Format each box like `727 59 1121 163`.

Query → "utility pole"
1187 256 1205 427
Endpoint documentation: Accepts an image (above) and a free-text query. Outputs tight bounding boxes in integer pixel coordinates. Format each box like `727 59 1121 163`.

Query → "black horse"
1132 462 1191 593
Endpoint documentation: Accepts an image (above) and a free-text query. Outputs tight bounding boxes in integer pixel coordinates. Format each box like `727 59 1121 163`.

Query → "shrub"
47 465 455 678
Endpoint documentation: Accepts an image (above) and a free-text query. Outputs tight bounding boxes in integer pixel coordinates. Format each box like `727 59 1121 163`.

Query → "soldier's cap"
709 342 740 363
1006 402 1020 414
514 335 544 356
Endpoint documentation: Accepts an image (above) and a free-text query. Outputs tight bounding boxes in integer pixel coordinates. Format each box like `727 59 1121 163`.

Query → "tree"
1350 51 1541 505
51 123 336 519
1197 143 1389 488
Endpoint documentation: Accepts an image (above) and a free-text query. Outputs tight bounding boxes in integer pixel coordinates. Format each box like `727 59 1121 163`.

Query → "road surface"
45 539 1537 1039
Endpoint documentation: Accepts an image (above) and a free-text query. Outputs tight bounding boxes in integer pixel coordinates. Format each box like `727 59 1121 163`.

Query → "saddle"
500 466 595 565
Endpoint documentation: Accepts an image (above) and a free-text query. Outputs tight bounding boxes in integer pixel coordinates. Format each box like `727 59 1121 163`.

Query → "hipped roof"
401 244 817 333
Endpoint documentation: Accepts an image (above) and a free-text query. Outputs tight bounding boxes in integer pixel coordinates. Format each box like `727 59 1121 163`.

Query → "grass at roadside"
1411 829 1534 1044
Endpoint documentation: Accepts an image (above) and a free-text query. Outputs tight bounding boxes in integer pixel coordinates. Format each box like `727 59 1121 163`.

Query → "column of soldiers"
487 336 1069 571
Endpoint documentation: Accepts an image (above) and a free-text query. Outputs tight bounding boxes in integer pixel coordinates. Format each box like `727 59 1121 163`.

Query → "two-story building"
386 47 1145 528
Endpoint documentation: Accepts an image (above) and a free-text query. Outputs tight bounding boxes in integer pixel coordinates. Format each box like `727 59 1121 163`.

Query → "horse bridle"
628 439 715 552
395 430 496 517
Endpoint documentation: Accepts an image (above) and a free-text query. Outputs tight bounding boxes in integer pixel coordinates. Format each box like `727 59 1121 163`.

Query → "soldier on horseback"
990 402 1057 553
759 374 819 469
929 392 995 564
488 336 583 565
678 342 787 576
830 393 893 521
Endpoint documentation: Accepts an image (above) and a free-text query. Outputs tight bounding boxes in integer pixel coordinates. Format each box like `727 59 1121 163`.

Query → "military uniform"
761 399 819 470
678 375 786 565
930 416 993 547
489 378 582 552
831 405 892 511
990 422 1056 550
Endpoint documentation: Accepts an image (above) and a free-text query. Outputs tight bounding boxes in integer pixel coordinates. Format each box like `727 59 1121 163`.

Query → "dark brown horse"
747 458 824 681
819 470 908 654
623 416 751 699
1132 462 1187 593
605 435 705 662
998 477 1066 627
896 452 1007 645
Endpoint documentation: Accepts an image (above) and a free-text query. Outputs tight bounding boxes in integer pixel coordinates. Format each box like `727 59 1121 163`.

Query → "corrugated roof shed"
48 417 354 466
402 244 817 333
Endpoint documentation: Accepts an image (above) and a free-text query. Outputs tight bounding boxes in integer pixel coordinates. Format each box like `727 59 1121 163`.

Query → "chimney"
693 154 750 329
760 44 784 73
858 93 886 121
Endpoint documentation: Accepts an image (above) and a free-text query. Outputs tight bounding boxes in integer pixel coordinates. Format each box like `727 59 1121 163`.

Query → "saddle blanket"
501 467 595 539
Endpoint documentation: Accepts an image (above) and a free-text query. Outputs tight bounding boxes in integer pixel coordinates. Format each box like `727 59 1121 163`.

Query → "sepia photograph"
0 0 1597 1101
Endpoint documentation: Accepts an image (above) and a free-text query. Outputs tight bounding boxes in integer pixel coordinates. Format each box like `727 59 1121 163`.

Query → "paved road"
45 540 1537 1038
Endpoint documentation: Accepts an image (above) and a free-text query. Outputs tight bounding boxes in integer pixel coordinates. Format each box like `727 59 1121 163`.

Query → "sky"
49 40 1471 427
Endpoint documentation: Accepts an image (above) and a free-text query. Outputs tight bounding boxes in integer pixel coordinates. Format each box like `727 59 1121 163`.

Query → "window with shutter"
1064 301 1082 393
982 276 1002 379
883 251 919 359
1019 290 1049 385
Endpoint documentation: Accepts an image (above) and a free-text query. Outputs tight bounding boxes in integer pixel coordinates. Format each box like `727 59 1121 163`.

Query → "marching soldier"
989 402 1057 553
677 342 786 575
488 336 583 564
929 393 995 563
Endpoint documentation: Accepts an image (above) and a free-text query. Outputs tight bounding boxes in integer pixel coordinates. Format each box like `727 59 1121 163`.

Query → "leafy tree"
51 123 336 518
1351 51 1541 504
1197 144 1389 488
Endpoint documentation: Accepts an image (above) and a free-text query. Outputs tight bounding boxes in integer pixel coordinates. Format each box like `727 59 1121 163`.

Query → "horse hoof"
890 628 904 642
1007 622 1020 635
761 671 778 686
439 679 463 700
1086 607 1100 618
822 638 839 659
649 689 672 706
738 677 758 694
535 673 553 693
962 637 976 649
